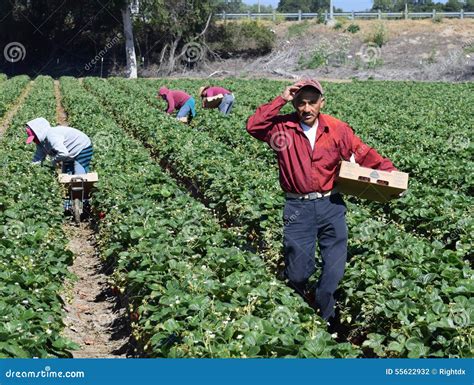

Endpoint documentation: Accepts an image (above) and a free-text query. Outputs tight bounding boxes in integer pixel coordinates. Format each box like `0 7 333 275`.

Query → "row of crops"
109 77 473 248
80 77 472 358
0 76 76 357
0 75 29 119
59 77 355 358
0 74 472 358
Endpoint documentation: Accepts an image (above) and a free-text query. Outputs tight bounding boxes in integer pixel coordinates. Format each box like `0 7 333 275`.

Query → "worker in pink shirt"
158 87 196 122
199 85 235 116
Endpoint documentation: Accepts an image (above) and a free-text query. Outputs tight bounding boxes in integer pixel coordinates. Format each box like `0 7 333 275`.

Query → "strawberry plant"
117 77 472 256
85 77 472 358
0 75 30 119
0 76 76 358
60 76 358 358
0 73 469 359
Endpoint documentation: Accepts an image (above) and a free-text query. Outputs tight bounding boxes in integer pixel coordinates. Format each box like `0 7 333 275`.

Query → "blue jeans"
177 98 196 120
283 193 348 320
218 94 235 116
62 146 93 174
62 160 87 174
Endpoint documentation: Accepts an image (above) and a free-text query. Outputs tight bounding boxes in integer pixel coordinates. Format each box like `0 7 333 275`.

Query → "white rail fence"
218 10 474 21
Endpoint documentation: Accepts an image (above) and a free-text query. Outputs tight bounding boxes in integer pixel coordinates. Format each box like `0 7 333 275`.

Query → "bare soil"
62 224 130 358
54 80 68 125
143 19 474 82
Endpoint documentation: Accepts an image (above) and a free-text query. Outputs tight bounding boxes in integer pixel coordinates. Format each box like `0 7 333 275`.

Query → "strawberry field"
0 75 472 358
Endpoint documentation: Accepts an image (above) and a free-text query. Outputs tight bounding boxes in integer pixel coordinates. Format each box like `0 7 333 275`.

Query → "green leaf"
387 341 403 353
163 319 179 332
130 228 144 239
405 337 423 351
1 343 29 358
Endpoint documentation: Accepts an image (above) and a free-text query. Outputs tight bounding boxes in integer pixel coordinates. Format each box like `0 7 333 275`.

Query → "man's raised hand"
281 85 300 102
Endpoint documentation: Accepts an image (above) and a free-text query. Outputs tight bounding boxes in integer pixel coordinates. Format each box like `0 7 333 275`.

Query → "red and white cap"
293 78 324 95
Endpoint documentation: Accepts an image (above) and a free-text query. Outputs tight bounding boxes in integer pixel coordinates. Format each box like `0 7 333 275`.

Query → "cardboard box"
58 172 98 184
336 161 408 202
203 94 223 109
58 172 99 198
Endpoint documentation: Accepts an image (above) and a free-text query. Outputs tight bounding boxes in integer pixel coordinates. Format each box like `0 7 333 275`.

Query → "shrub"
207 21 276 58
287 20 310 38
367 57 384 69
462 43 474 54
333 21 343 30
298 36 351 69
273 13 286 24
298 48 328 69
346 23 360 33
365 23 388 47
316 9 326 24
427 49 437 64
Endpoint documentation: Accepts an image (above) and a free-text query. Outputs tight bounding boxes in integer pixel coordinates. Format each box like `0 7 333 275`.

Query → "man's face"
293 88 325 127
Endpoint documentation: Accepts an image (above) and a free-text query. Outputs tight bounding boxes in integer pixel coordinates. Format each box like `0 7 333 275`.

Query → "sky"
246 1 448 11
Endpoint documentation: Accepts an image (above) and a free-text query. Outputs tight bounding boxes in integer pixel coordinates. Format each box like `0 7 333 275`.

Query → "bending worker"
199 85 235 116
158 86 196 123
25 117 93 174
246 79 397 324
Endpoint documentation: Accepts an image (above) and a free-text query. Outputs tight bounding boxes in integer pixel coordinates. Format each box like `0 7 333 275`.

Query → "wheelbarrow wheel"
72 198 82 224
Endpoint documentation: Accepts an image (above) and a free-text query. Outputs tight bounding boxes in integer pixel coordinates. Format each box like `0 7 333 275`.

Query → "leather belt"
286 188 338 200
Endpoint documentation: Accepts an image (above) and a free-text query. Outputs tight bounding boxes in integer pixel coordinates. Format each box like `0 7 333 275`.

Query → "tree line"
371 0 474 12
0 1 221 77
1 0 472 78
218 1 336 13
218 0 474 12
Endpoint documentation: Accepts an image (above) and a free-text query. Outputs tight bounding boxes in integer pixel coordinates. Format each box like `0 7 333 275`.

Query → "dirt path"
54 80 68 126
62 225 129 358
55 80 131 358
0 81 33 138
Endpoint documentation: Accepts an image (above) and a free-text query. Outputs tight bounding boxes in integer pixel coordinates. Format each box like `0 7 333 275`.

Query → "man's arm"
341 124 397 171
246 85 299 142
32 145 46 163
49 134 71 164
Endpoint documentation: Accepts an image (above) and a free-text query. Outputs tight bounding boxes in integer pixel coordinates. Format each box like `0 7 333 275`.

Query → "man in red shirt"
246 79 397 323
158 87 196 122
199 85 235 116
